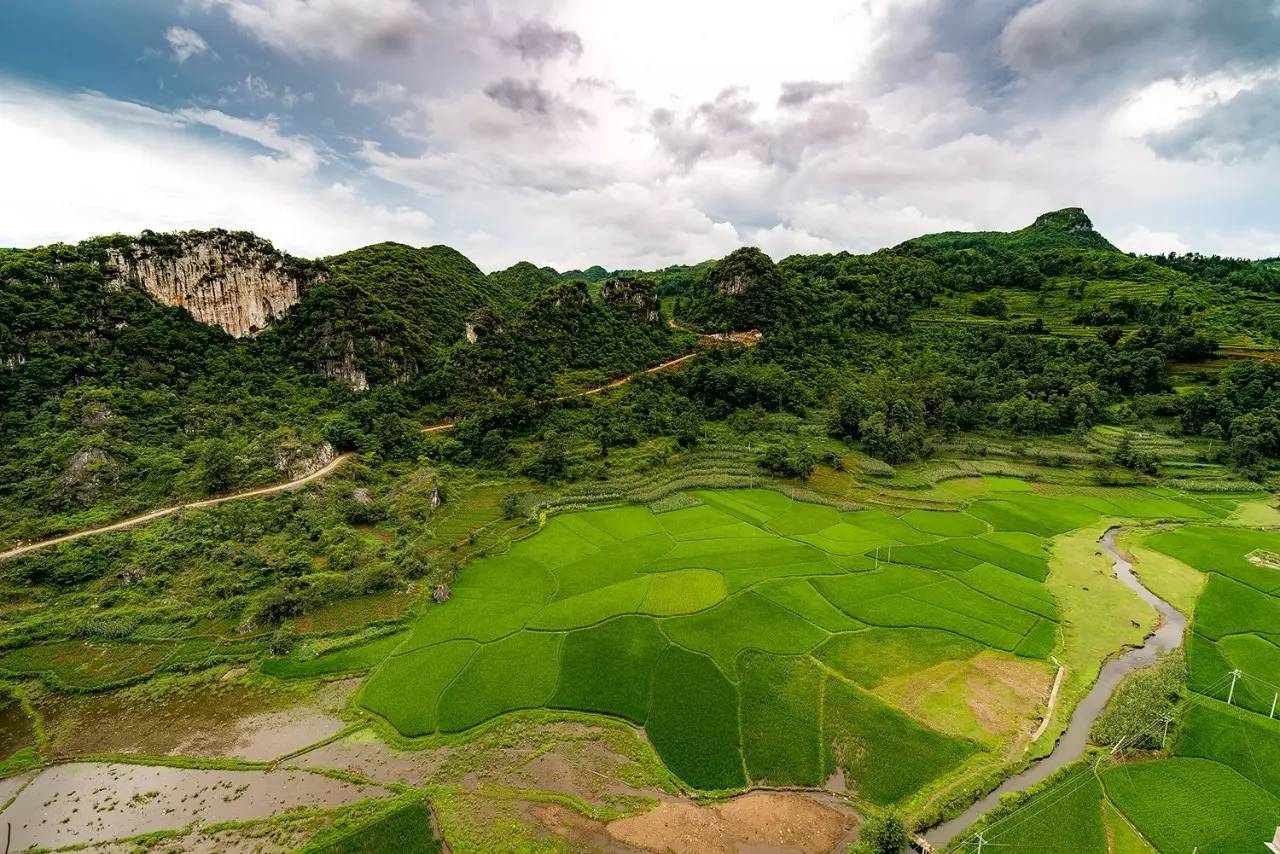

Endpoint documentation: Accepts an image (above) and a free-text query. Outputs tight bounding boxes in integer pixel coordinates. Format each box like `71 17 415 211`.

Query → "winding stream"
924 526 1185 849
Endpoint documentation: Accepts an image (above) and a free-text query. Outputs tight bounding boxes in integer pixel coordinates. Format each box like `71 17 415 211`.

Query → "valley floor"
3 437 1279 853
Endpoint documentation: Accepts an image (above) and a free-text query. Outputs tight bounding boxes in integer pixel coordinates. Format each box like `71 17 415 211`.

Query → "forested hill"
0 230 684 544
5 208 1280 548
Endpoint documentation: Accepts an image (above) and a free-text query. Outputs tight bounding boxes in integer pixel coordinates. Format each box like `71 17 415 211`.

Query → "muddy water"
0 762 390 851
924 526 1185 849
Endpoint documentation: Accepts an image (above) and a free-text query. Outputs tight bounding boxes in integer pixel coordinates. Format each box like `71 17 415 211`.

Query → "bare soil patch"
606 791 858 854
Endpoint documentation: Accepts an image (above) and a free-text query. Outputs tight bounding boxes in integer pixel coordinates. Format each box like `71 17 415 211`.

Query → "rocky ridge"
106 231 312 338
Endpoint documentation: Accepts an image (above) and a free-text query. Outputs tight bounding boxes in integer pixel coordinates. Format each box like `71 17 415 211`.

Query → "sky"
1 0 1279 271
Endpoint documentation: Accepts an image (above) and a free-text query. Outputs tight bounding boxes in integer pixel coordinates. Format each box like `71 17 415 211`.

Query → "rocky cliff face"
106 231 311 338
464 308 505 344
600 277 661 323
707 247 780 297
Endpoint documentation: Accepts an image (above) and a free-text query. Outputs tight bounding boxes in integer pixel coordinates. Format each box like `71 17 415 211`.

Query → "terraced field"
347 481 1231 804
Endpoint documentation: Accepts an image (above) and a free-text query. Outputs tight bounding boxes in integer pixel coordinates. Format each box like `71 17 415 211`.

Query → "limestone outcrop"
464 308 505 344
106 231 311 337
601 277 661 323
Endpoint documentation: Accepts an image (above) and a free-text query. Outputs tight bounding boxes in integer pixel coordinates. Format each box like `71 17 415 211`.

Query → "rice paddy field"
346 479 1237 811
951 506 1280 853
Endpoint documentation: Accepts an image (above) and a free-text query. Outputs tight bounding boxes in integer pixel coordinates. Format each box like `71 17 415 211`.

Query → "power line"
951 671 1235 851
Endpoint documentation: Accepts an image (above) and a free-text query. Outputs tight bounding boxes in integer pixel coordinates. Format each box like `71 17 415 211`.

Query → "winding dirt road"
0 341 753 563
0 452 355 563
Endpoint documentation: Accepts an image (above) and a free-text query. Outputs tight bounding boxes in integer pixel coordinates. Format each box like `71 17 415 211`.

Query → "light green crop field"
1146 525 1280 715
962 515 1280 852
352 482 1241 804
1102 758 1280 854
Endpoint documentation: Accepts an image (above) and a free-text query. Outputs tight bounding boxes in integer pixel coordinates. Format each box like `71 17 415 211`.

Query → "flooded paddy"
37 675 356 761
0 762 392 851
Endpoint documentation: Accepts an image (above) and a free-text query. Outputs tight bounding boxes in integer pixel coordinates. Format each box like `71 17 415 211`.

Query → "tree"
831 392 869 440
971 292 1007 319
322 415 365 452
673 409 704 447
196 437 236 494
1097 326 1124 347
850 809 909 854
524 430 570 481
757 442 816 478
479 429 510 464
859 399 927 463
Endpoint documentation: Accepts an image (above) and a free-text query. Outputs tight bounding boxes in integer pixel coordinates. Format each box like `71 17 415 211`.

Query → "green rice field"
355 480 1235 803
953 508 1280 852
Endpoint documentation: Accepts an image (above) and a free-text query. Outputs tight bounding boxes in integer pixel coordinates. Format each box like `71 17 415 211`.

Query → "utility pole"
974 831 987 854
1227 669 1242 706
1270 692 1277 719
1161 714 1173 750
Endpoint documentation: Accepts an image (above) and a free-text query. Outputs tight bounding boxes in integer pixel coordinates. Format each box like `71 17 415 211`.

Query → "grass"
436 631 563 732
1103 800 1155 854
646 645 746 791
822 673 977 805
1194 574 1280 641
816 628 981 688
1102 758 1280 854
550 616 668 724
360 639 479 736
1176 695 1280 797
1038 524 1156 751
740 652 823 785
950 761 1108 854
901 509 989 537
661 591 828 677
300 797 441 854
1145 525 1280 594
754 578 866 632
1119 529 1206 616
262 631 407 679
991 774 1108 853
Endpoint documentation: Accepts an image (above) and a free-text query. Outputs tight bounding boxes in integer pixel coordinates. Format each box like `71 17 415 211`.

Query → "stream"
923 526 1185 849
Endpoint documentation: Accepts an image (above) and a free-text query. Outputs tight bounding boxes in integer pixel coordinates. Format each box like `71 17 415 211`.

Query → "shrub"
971 292 1008 319
850 809 910 854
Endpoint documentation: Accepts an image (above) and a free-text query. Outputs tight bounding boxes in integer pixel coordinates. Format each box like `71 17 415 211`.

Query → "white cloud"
749 224 838 259
176 107 323 176
351 81 410 106
1116 225 1191 255
164 26 212 63
0 81 433 257
8 1 1280 270
1201 228 1280 260
208 0 433 59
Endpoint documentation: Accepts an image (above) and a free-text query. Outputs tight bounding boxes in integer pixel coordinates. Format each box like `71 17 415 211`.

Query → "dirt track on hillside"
1 333 760 562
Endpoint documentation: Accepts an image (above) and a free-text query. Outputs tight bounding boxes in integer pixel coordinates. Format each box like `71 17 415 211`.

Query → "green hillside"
899 208 1117 253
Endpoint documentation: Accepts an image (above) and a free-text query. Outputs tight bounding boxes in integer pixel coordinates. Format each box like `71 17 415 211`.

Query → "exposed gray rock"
106 232 312 338
601 277 661 323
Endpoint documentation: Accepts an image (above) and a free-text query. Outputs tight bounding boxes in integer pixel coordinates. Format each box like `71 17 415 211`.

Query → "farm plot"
1146 525 1280 716
963 518 1280 853
357 486 1218 802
